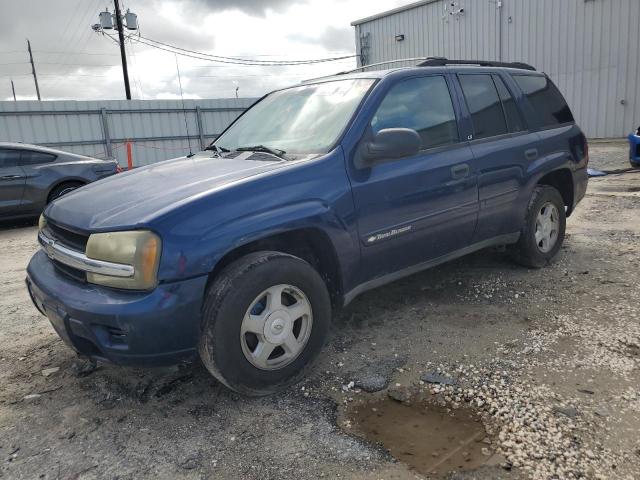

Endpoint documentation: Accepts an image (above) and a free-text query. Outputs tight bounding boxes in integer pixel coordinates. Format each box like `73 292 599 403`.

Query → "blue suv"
26 58 589 395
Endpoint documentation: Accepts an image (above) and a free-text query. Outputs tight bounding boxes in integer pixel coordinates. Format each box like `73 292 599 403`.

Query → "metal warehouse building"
351 0 640 138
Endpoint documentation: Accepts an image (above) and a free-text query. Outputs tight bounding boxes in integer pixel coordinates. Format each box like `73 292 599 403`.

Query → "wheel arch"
535 168 575 216
46 177 87 204
206 227 345 311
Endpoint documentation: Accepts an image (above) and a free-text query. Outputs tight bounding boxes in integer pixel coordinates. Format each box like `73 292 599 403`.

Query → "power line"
126 35 356 67
136 33 358 65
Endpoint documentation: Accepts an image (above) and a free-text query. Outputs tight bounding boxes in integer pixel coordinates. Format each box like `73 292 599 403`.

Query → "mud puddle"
346 397 493 477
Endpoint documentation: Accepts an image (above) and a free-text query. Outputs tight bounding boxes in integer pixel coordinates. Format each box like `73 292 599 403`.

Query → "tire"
199 251 331 396
48 182 83 203
510 185 567 269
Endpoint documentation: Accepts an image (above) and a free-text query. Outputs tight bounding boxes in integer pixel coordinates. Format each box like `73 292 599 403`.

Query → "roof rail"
418 57 536 71
302 56 536 83
337 57 430 75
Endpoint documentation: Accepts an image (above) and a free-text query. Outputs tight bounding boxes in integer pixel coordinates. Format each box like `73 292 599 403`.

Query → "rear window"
458 74 508 140
512 75 574 128
493 75 525 133
0 149 21 168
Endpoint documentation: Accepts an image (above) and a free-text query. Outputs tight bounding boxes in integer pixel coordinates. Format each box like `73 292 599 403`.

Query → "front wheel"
199 251 331 396
510 185 567 268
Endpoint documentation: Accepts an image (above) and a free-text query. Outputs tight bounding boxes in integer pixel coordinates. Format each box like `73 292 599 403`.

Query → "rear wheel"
199 251 331 396
48 182 83 203
511 185 566 268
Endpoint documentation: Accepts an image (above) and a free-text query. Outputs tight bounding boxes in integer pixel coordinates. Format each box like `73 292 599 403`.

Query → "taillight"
583 138 589 166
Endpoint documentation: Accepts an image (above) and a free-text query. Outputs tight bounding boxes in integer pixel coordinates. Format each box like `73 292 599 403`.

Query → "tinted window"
512 75 574 127
459 74 508 139
21 151 56 165
0 149 21 168
493 75 525 133
371 76 458 150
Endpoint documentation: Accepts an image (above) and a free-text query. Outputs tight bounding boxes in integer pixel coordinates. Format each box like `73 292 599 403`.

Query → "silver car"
0 143 119 220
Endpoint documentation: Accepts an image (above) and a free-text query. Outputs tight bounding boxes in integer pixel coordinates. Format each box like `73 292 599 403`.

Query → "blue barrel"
630 129 640 167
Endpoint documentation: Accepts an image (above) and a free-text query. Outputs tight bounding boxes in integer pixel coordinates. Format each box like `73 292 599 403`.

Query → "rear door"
18 150 58 213
456 72 540 242
348 74 479 282
0 148 27 217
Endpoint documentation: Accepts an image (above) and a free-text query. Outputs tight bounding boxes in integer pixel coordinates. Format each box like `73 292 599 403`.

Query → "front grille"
44 220 89 282
45 221 89 252
51 259 86 283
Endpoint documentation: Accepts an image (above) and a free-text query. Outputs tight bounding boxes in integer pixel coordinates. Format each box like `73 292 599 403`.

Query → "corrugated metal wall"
0 98 255 166
353 0 640 138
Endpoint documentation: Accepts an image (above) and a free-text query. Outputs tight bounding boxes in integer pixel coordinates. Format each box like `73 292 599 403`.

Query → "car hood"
46 151 288 231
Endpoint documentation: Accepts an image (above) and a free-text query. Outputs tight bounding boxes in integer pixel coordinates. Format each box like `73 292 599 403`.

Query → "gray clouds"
288 26 354 53
184 0 305 16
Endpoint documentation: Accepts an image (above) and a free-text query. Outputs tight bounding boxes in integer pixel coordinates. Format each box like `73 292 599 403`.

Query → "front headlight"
38 214 47 231
86 231 161 290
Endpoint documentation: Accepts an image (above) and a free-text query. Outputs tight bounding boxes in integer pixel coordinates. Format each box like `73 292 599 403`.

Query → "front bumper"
26 250 208 366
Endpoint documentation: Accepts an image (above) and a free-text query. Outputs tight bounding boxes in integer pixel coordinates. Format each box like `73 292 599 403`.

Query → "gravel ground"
0 141 638 480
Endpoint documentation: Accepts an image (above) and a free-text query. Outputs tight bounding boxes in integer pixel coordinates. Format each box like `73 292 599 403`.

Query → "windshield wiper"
204 144 230 154
235 145 287 160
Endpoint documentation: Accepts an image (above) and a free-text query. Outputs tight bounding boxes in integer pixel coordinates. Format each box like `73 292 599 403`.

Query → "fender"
517 153 575 219
154 151 361 288
204 199 354 273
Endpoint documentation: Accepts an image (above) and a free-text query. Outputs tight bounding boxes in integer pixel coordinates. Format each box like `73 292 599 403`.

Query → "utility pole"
27 39 41 100
11 79 16 101
113 0 132 100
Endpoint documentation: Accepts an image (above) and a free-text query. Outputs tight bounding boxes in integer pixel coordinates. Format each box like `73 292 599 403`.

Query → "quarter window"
512 75 574 127
458 74 508 139
21 151 56 165
371 76 459 150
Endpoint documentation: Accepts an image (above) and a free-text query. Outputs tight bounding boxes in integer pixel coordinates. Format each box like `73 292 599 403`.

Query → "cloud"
1 0 408 102
183 0 304 17
288 26 354 53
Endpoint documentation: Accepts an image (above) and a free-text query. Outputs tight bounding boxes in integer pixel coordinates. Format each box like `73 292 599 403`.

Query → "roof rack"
302 56 536 83
418 57 536 71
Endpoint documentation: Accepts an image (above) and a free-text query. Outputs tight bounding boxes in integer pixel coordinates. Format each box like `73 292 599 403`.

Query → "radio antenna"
175 53 194 157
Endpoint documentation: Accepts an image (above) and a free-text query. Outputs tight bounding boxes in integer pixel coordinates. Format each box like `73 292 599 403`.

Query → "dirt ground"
1 141 638 480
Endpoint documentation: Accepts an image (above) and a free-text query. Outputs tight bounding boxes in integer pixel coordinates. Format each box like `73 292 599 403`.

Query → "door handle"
0 175 24 180
451 163 470 179
524 148 539 161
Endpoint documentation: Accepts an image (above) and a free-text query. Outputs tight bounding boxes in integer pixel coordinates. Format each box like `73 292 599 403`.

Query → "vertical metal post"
27 39 41 100
126 140 133 170
195 106 205 150
11 79 16 101
100 108 113 158
497 0 503 62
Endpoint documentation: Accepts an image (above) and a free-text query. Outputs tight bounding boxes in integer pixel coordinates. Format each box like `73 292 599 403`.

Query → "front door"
0 148 26 217
348 75 479 282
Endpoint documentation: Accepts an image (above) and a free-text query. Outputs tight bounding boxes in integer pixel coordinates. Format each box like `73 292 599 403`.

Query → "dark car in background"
0 143 119 220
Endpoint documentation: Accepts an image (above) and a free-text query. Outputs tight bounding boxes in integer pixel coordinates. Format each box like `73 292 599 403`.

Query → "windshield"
213 79 375 155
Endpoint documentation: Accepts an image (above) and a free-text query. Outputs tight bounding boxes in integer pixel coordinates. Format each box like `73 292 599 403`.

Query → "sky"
0 0 408 101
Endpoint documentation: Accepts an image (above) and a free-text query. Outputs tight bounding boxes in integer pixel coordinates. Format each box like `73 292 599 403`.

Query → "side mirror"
358 128 421 167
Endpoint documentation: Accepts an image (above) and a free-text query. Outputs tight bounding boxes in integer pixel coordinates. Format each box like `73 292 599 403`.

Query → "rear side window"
371 75 459 150
21 151 56 165
0 149 21 168
458 74 508 139
493 75 525 133
512 75 574 127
